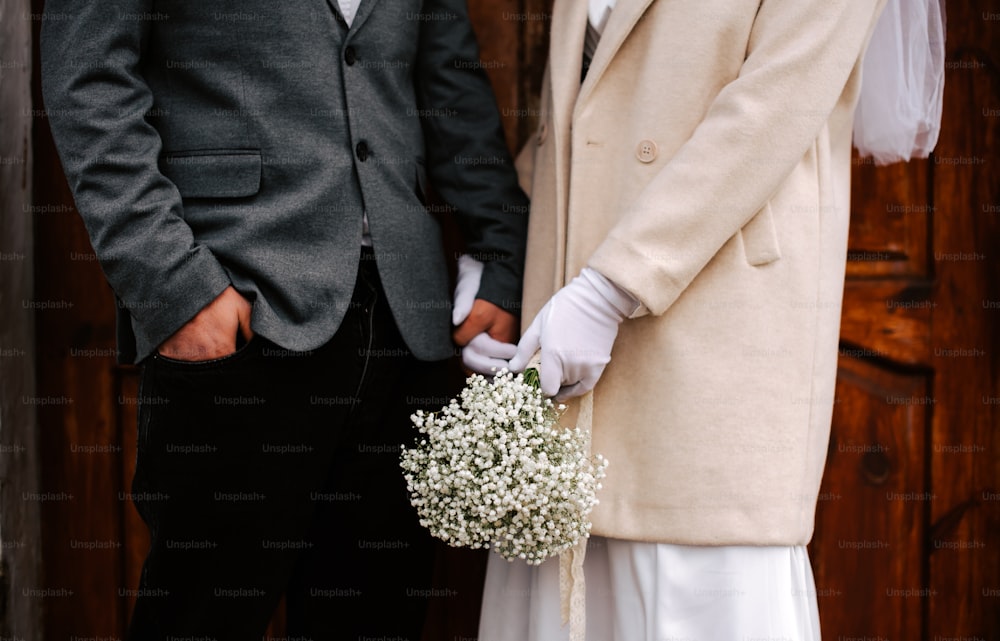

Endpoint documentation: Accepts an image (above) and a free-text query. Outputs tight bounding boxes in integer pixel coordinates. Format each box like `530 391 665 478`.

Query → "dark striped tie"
583 21 601 81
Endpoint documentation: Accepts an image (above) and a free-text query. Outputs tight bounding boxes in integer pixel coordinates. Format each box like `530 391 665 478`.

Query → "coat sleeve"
588 0 886 315
414 0 530 314
41 1 231 351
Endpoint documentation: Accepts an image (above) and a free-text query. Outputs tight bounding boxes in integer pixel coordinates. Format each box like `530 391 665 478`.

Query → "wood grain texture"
926 5 1000 638
29 0 127 635
468 0 524 154
846 158 931 279
811 355 929 641
0 0 44 637
840 279 933 367
823 4 1000 639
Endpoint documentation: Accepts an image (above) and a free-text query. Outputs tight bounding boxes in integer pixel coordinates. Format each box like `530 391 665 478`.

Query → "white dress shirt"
588 0 616 33
337 0 358 26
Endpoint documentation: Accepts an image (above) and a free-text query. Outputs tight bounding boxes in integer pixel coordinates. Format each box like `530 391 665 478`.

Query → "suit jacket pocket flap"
161 151 262 199
740 202 782 266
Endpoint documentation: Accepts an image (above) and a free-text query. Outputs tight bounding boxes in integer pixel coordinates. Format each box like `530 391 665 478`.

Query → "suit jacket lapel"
324 0 347 26
324 0 381 35
346 0 381 34
575 0 656 116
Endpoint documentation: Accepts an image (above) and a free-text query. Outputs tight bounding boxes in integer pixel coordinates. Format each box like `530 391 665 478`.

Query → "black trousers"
127 255 453 641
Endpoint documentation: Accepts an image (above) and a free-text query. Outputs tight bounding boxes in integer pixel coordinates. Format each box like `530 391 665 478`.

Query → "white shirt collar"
588 0 616 34
337 0 357 26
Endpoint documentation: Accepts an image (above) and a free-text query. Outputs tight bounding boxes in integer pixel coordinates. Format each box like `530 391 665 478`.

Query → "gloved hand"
453 254 518 374
509 268 636 400
452 254 484 327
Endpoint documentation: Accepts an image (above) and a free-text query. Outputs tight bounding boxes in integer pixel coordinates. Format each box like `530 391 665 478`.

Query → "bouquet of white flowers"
400 368 608 565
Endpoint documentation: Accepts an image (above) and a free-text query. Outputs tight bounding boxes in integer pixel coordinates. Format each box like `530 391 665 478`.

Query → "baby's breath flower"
400 369 608 565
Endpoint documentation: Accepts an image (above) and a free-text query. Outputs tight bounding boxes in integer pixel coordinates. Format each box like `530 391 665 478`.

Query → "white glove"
453 254 517 374
509 268 636 400
452 254 484 326
462 332 517 374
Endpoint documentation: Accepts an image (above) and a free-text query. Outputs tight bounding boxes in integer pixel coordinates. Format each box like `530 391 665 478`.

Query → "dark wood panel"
827 4 1000 640
468 0 524 154
33 185 125 638
840 280 932 367
812 355 929 641
30 0 127 632
468 0 554 153
0 0 44 635
516 0 553 146
115 368 147 630
847 157 931 279
926 4 1000 638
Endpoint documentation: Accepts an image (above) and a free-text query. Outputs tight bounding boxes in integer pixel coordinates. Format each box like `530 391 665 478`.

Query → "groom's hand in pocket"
157 285 254 362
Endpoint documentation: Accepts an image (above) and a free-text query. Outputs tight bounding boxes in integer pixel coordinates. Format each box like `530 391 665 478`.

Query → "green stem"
523 367 540 389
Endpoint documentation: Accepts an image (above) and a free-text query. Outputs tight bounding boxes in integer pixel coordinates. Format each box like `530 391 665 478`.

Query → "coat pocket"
740 202 782 266
161 150 262 199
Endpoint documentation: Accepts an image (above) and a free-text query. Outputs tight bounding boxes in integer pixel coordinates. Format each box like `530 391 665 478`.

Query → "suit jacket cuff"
475 258 524 316
123 247 233 356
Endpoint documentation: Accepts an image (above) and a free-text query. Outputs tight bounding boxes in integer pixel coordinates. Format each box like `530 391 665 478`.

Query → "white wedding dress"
478 537 821 641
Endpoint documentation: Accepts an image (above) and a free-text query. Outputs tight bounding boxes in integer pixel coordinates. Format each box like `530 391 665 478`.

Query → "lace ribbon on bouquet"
559 390 593 641
853 0 946 164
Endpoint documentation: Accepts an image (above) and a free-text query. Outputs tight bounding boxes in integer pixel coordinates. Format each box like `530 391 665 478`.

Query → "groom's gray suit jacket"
41 0 528 363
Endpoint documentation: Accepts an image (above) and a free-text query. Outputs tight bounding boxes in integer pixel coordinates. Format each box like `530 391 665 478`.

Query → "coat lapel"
546 0 589 288
549 0 589 141
575 0 656 115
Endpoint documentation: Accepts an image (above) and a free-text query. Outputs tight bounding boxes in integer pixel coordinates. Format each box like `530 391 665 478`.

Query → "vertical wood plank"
468 0 524 154
0 0 44 637
927 5 1000 640
846 160 930 279
811 357 929 641
29 0 126 637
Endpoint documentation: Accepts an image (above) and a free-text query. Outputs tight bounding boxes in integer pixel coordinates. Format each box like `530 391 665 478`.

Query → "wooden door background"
810 5 1000 639
28 1 998 640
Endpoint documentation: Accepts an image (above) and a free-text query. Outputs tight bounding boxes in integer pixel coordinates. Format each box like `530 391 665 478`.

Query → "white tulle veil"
853 0 946 165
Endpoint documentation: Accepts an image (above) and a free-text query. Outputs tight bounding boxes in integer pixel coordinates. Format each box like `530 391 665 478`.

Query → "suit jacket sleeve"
41 1 232 352
414 0 530 314
588 0 886 315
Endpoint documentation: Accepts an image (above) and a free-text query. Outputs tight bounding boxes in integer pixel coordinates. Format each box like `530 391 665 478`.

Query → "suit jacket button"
356 141 369 162
344 46 357 66
636 139 658 163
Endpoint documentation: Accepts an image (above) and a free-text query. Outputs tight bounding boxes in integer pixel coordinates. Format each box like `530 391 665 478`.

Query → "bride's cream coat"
517 0 887 545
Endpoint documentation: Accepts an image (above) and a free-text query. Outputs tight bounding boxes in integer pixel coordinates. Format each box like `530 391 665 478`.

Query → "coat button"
636 139 658 163
344 46 357 66
356 141 369 162
537 122 547 146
